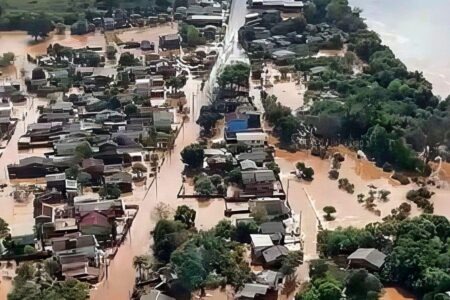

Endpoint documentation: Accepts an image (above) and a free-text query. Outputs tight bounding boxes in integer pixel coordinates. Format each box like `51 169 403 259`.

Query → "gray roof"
260 221 285 235
255 270 283 288
347 248 386 269
242 169 276 184
262 245 289 263
240 159 258 170
236 151 267 163
235 283 269 299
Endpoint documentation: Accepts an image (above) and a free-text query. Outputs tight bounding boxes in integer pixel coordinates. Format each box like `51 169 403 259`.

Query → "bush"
338 178 354 194
194 175 215 195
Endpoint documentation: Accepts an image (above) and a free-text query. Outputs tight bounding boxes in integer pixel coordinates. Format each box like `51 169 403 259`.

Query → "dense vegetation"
0 0 175 30
151 211 252 297
317 215 450 299
260 0 450 172
8 261 89 300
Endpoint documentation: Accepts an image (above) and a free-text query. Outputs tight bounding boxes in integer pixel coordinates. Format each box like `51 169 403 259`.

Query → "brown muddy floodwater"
381 287 416 300
91 78 227 300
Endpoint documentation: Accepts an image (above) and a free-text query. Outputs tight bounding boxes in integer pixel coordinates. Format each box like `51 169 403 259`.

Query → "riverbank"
349 0 450 97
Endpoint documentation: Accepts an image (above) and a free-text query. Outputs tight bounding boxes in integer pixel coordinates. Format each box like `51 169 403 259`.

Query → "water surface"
349 0 450 97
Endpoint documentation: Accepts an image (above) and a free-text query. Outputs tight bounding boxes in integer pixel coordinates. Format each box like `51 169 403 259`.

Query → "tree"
27 14 52 41
0 217 9 238
316 281 343 300
152 219 189 263
181 144 204 168
24 245 37 255
74 143 93 159
346 269 382 300
77 172 92 194
99 184 121 199
174 205 196 228
171 245 208 295
218 63 251 90
277 115 300 145
250 206 268 224
180 24 205 47
232 220 258 243
323 206 336 221
194 175 215 195
296 162 315 181
124 103 138 117
153 202 173 220
119 52 140 66
266 161 280 178
133 254 152 280
225 168 242 185
65 165 80 180
280 251 303 276
0 52 15 67
132 162 147 178
42 279 89 300
166 75 187 93
214 219 235 239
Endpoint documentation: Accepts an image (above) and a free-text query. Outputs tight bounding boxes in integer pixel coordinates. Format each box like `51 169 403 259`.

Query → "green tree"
0 217 9 238
218 63 250 90
133 254 152 280
346 269 382 300
181 143 204 168
266 161 280 178
214 219 235 239
232 221 258 243
27 14 52 41
280 251 303 276
277 115 300 145
174 205 196 228
171 245 208 295
132 162 147 179
74 143 93 159
317 281 342 300
194 175 215 195
166 75 187 93
99 184 121 199
119 52 140 66
152 219 189 263
323 206 336 221
124 103 138 117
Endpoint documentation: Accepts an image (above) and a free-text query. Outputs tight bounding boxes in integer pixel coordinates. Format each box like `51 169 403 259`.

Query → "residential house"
347 248 386 271
249 198 290 216
235 283 269 299
241 169 276 194
78 211 112 241
159 34 181 50
262 245 289 266
236 132 266 148
104 172 133 193
250 234 273 259
8 157 61 179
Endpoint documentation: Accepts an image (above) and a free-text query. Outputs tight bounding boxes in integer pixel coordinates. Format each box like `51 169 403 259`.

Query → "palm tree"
133 255 151 281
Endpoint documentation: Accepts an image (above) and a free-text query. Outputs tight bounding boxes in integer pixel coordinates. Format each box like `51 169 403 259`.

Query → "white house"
236 132 267 148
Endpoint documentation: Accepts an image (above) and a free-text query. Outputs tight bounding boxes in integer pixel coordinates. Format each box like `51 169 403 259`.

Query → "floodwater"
381 287 416 300
90 77 228 300
349 0 450 97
